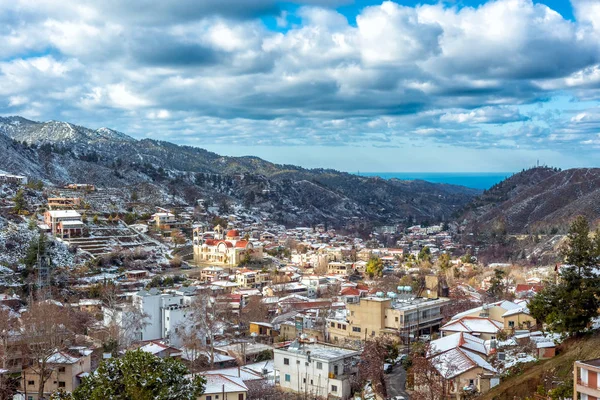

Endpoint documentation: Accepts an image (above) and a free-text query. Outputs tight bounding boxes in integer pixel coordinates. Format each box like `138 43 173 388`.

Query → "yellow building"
21 348 92 399
327 296 450 343
449 300 536 333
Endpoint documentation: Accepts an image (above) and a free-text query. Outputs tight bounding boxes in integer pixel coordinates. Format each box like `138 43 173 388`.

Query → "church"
192 225 263 266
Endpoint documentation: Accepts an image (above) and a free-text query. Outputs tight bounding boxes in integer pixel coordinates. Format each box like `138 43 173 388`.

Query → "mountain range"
2 116 599 232
0 116 479 228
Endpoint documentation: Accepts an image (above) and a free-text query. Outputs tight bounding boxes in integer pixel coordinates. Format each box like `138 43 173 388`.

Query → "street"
385 364 410 399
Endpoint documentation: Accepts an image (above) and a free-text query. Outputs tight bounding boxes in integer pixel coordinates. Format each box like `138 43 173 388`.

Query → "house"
502 305 535 331
327 262 353 276
20 348 92 399
47 197 81 210
137 341 182 359
424 332 498 398
426 346 498 398
65 184 95 191
574 358 600 400
197 374 248 400
440 316 504 340
274 341 360 399
44 210 84 236
249 322 277 337
235 269 271 289
0 173 27 185
151 212 177 228
450 300 535 333
200 266 225 283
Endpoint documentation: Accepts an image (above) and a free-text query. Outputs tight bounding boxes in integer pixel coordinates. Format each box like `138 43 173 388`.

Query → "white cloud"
0 0 599 158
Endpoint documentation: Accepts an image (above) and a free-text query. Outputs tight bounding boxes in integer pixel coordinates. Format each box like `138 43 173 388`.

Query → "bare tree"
239 296 270 328
410 344 460 400
183 290 229 368
0 307 18 372
101 284 149 352
356 336 400 398
20 301 74 399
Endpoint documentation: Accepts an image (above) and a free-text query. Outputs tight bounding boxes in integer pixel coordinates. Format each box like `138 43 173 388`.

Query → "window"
284 358 290 365
337 323 341 329
58 381 66 388
330 322 335 328
491 336 496 340
395 317 399 322
332 385 338 392
311 380 313 385
58 367 65 373
317 362 323 370
216 396 219 399
334 365 339 375
285 374 291 382
28 397 34 400
352 327 361 333
239 394 244 400
509 321 515 328
303 378 306 383
206 396 212 400
350 311 354 316
342 324 346 330
28 381 35 386
469 379 475 386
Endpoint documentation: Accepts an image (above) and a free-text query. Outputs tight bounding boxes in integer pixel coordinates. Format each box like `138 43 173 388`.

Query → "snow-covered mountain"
0 116 479 227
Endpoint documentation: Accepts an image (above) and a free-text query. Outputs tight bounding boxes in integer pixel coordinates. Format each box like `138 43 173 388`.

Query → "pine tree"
529 216 600 336
72 349 206 400
12 189 26 214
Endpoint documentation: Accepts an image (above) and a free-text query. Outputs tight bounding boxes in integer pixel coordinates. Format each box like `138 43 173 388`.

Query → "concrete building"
274 341 360 399
327 296 450 343
574 359 600 400
132 289 193 344
43 210 84 236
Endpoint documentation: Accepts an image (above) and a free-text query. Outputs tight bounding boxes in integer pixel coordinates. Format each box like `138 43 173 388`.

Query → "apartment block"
575 359 600 400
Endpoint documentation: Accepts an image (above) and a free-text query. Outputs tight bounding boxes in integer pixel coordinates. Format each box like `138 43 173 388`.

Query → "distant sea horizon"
355 172 515 190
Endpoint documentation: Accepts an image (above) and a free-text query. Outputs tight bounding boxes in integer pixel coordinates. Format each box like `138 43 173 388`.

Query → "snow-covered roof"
429 348 496 379
203 367 264 382
46 351 80 364
47 210 81 218
202 374 248 394
441 317 503 334
429 332 491 357
502 306 530 317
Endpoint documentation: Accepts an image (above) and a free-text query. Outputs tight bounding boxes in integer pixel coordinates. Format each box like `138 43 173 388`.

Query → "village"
0 173 592 400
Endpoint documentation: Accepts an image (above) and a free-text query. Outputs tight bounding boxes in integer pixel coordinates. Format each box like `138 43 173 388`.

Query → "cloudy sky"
1 0 600 172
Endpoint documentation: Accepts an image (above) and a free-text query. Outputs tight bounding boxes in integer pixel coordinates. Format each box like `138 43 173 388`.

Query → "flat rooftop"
276 342 359 361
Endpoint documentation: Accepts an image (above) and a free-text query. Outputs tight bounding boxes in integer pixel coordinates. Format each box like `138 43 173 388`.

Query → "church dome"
226 229 240 238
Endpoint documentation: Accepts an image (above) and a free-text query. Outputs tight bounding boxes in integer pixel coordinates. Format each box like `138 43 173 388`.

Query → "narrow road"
385 364 409 399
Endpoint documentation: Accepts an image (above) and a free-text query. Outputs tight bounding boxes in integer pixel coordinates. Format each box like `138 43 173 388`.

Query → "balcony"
576 379 600 398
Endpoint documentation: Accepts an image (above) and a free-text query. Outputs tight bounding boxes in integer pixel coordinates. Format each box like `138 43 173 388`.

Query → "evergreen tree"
529 216 600 336
13 189 26 214
72 350 205 400
487 268 506 300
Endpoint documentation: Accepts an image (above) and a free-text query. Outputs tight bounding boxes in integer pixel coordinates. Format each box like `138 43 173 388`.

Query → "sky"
1 0 600 172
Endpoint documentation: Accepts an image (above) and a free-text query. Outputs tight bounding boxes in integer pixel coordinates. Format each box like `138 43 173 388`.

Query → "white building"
274 341 360 399
0 173 27 185
132 289 194 343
